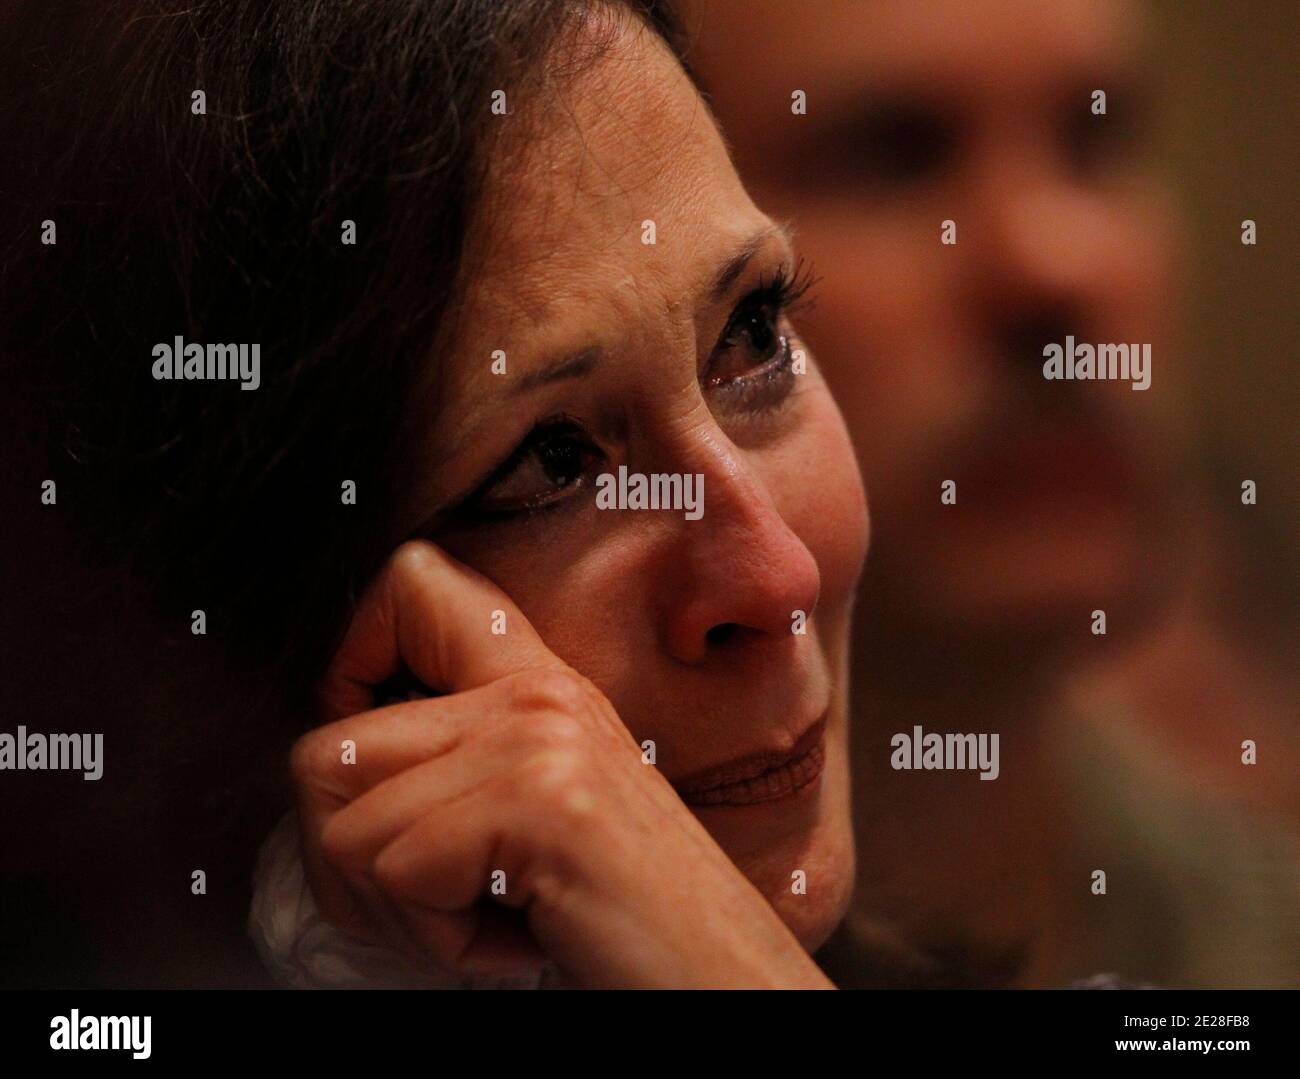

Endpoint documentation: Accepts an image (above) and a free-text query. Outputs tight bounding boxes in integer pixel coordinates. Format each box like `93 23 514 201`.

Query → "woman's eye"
709 299 784 384
706 262 816 405
470 422 603 515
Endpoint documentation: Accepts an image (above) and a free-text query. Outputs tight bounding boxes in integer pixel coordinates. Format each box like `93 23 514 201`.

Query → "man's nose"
960 155 1133 350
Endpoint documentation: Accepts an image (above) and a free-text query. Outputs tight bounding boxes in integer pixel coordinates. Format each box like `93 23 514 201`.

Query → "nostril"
705 623 740 647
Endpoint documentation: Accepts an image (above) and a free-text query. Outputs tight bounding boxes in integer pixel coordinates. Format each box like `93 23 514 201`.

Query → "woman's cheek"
779 383 870 620
440 525 653 706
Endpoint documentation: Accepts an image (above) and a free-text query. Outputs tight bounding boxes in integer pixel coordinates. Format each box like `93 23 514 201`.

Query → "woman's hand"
289 540 833 988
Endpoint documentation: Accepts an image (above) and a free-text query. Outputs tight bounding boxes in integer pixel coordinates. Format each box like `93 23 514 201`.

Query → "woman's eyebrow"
505 225 794 400
508 346 603 397
709 222 794 303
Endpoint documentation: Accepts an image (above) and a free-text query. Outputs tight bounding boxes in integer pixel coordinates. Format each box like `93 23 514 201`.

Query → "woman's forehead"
435 21 764 377
399 13 786 497
468 18 744 276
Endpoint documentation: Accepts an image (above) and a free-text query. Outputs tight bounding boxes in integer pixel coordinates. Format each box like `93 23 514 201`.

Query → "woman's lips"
671 715 827 808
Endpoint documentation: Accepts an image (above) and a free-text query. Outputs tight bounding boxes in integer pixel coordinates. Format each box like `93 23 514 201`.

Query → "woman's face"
402 16 868 950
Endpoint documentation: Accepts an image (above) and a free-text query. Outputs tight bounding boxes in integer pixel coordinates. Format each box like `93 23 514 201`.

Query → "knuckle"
505 667 606 724
518 748 600 826
529 709 588 751
522 745 585 790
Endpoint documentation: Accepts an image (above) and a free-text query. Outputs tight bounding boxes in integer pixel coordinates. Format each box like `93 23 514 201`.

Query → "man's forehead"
698 0 1138 88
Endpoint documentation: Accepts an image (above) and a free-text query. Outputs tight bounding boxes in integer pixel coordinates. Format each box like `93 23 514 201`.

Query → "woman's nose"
659 449 821 667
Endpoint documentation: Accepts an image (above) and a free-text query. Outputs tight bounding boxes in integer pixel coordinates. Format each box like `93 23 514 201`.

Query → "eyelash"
456 260 819 523
710 257 817 413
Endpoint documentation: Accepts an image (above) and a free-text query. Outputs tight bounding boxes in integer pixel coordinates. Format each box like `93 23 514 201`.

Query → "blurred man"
689 0 1300 987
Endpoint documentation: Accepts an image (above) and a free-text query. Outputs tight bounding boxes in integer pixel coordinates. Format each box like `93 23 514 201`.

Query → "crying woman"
2 0 867 988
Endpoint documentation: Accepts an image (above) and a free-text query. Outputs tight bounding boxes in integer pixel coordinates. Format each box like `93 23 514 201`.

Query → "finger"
294 683 508 930
373 788 615 986
370 789 552 977
295 683 510 808
372 784 526 915
319 540 568 719
308 693 526 891
398 904 549 981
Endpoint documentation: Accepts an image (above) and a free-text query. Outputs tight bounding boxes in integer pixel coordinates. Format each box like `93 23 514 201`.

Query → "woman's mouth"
671 715 827 808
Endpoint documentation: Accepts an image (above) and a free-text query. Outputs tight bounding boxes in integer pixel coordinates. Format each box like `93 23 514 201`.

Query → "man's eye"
470 422 602 515
1061 80 1151 178
862 106 958 186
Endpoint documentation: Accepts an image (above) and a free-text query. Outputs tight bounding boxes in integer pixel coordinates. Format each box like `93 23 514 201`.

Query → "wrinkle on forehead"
427 10 749 395
467 14 727 280
405 13 698 425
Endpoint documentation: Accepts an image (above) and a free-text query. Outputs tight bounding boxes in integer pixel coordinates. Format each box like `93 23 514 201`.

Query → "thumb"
319 540 567 720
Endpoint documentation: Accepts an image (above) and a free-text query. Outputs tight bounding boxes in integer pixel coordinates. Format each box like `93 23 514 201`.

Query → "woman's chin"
691 738 856 953
767 826 856 952
706 812 855 953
